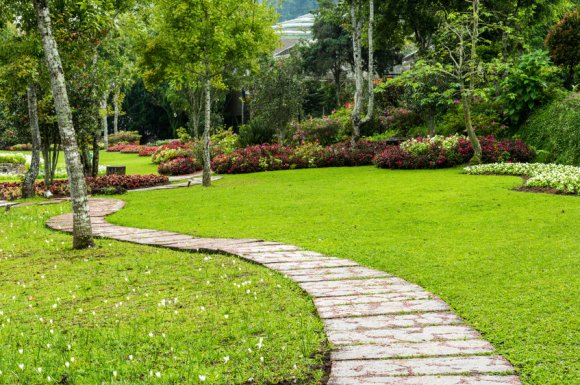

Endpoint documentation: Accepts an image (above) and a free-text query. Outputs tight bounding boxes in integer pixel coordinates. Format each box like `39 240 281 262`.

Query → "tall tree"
301 0 352 108
436 1 485 164
32 0 93 248
144 0 277 186
350 0 375 143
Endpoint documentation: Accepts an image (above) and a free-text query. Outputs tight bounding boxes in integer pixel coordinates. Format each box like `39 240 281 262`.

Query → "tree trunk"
101 92 109 150
33 0 93 249
364 0 375 123
350 0 363 144
92 120 101 178
202 78 212 187
461 84 482 164
113 88 120 134
428 113 436 136
23 84 42 198
333 66 342 108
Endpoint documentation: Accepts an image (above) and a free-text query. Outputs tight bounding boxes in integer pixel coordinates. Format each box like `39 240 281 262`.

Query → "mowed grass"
0 150 158 180
110 166 580 385
0 205 326 384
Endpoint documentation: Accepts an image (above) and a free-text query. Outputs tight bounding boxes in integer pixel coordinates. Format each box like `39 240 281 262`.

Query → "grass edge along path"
0 203 327 385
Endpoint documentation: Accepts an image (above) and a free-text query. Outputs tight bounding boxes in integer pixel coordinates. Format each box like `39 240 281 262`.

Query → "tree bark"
350 0 363 144
113 88 120 134
364 0 375 123
22 84 42 198
202 77 211 187
33 0 93 249
101 92 109 150
461 83 482 164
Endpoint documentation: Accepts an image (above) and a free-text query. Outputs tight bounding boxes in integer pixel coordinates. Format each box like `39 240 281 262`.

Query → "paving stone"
326 325 480 345
261 258 358 271
332 339 495 360
323 312 463 331
286 267 391 282
314 291 431 307
242 254 331 264
317 299 450 319
299 278 421 297
329 355 514 377
327 375 522 385
233 244 301 253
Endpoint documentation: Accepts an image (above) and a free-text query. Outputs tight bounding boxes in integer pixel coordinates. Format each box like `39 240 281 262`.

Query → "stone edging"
46 198 522 385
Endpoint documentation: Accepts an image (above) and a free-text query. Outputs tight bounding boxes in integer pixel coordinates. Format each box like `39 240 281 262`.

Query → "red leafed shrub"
138 146 159 157
0 182 22 200
211 141 391 174
1 175 169 200
373 146 414 169
86 175 169 193
119 145 145 154
158 157 200 176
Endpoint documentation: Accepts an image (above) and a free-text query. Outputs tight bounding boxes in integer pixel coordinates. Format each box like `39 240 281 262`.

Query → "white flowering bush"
465 163 580 194
400 134 462 156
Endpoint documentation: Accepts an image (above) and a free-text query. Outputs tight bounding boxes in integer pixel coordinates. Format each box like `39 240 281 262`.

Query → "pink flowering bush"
158 157 201 176
374 135 534 169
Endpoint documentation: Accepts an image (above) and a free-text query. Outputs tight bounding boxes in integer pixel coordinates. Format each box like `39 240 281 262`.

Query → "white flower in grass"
257 337 264 349
37 367 42 373
70 357 75 362
18 348 23 354
155 372 161 378
199 375 206 381
224 314 229 319
67 344 71 350
113 371 117 377
46 343 51 349
223 356 230 364
47 376 52 381
65 362 70 368
18 364 24 370
260 356 264 363
49 329 54 334
128 355 134 361
149 332 154 337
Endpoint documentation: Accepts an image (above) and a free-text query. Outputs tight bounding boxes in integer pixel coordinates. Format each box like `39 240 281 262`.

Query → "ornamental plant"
158 157 200 176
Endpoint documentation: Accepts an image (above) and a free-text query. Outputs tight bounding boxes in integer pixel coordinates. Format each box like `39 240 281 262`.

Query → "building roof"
273 13 314 57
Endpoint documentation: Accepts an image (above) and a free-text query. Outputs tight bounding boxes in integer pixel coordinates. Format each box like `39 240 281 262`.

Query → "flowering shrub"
138 146 160 157
1 175 169 200
465 163 580 195
211 141 389 174
375 135 535 170
288 116 342 146
152 148 192 164
108 131 141 145
158 157 200 176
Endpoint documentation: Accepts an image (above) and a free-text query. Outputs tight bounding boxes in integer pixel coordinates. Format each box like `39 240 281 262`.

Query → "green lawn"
0 150 158 181
109 166 580 385
0 205 326 384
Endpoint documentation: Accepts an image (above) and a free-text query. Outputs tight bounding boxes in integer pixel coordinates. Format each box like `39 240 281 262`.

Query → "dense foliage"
519 93 580 166
0 174 168 200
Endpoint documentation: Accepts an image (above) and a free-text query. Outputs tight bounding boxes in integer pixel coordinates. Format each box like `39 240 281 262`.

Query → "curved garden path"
47 198 522 385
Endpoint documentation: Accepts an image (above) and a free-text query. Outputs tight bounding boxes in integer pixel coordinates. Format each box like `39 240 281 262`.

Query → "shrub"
158 157 200 176
138 146 160 157
374 135 534 170
545 11 580 88
120 145 146 154
0 175 169 200
465 163 580 195
288 116 342 146
0 153 27 164
7 144 32 151
152 148 192 164
237 118 276 147
211 140 389 174
519 92 580 165
378 107 422 136
108 131 142 145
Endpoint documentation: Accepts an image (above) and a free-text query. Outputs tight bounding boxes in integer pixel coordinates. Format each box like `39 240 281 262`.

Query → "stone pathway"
46 198 522 385
128 176 222 192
